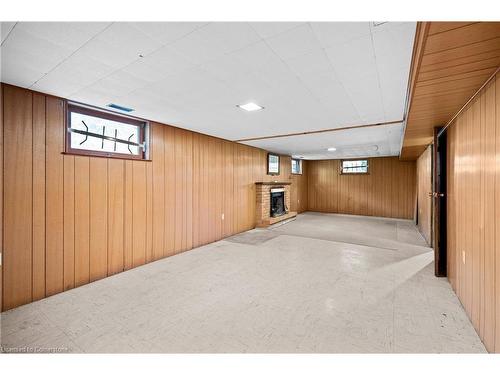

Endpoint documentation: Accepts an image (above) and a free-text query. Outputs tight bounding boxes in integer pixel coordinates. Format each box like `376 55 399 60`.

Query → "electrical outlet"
462 250 466 264
221 213 225 220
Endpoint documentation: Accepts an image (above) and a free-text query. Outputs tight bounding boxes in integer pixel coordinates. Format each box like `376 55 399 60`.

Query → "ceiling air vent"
107 103 135 113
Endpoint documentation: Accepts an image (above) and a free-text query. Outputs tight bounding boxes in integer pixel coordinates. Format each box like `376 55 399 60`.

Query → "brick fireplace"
255 182 297 227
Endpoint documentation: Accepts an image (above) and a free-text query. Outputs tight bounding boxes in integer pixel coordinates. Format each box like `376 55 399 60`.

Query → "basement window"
66 104 148 160
340 159 369 174
291 158 302 174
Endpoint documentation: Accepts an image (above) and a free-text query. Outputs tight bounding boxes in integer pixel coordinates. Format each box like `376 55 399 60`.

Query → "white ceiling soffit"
0 22 416 157
241 122 404 160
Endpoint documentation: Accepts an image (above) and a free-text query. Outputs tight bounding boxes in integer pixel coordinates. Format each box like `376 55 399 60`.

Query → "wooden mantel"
255 181 292 185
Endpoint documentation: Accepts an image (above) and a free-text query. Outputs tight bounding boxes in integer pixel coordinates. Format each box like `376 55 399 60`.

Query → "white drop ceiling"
241 122 404 160
0 22 416 159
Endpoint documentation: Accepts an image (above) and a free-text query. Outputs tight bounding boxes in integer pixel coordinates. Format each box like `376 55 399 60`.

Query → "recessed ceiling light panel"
327 147 337 151
237 102 264 112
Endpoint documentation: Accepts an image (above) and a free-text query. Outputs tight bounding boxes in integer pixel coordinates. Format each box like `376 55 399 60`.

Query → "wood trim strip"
236 119 403 142
438 66 500 137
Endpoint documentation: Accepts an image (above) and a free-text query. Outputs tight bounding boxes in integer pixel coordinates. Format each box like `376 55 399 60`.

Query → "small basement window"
291 158 302 174
340 159 369 174
66 104 148 160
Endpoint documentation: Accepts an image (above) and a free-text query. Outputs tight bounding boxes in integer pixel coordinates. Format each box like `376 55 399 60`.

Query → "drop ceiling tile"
373 22 415 74
140 45 197 75
77 23 162 69
16 22 110 50
310 22 371 48
373 23 415 121
285 48 337 81
378 68 408 120
1 56 44 87
169 22 261 63
341 71 385 123
142 66 220 102
307 79 360 124
202 41 280 80
249 22 303 39
30 74 84 98
1 27 74 76
1 22 16 43
324 35 377 79
87 70 149 97
299 70 342 99
131 22 207 45
77 38 141 69
369 21 410 34
120 58 169 83
255 59 304 92
33 51 115 95
211 70 273 103
96 23 162 56
68 87 122 108
265 24 322 60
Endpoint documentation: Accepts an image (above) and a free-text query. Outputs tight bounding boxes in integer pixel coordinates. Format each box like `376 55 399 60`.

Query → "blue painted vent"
107 103 134 112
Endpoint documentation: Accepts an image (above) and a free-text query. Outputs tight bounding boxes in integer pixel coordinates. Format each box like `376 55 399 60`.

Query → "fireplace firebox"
270 188 286 217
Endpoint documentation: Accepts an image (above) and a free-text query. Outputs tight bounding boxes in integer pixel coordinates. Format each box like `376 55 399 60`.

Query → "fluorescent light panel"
237 102 264 112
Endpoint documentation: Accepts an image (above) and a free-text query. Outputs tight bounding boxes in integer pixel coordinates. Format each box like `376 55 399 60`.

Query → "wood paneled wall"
1 84 307 311
417 145 433 245
290 162 308 214
0 83 3 312
307 157 416 219
446 72 500 353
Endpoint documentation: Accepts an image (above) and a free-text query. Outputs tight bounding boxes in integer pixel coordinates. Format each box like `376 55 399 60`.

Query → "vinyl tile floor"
0 213 486 353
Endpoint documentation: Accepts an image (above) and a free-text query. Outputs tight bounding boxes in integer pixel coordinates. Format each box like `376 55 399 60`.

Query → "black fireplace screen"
270 191 285 217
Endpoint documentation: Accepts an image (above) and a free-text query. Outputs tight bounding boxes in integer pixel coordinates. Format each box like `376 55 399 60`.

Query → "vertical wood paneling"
307 157 416 219
164 126 176 257
290 160 308 213
3 86 33 309
191 133 200 247
74 156 90 286
132 161 147 267
483 79 495 349
174 129 185 252
45 96 64 296
471 96 481 331
123 160 133 270
63 155 75 290
495 73 500 352
447 73 499 353
152 124 165 260
185 131 193 251
108 159 125 275
2 84 311 312
89 157 108 282
32 93 46 301
146 156 153 263
0 83 3 311
223 141 234 236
